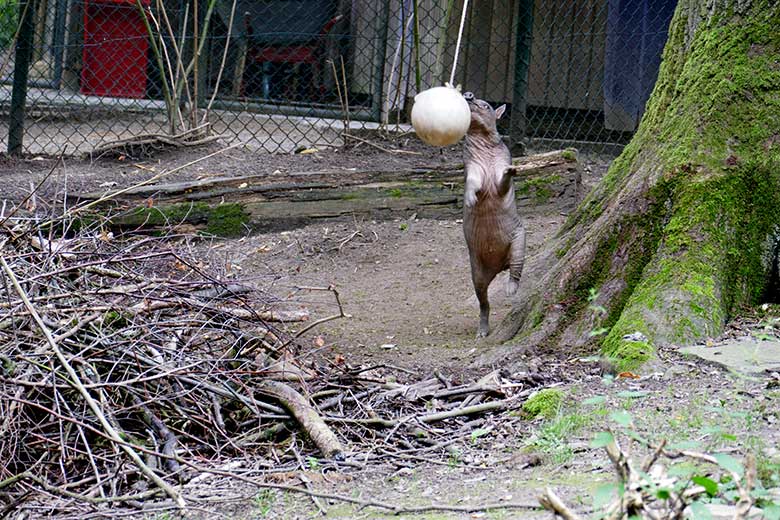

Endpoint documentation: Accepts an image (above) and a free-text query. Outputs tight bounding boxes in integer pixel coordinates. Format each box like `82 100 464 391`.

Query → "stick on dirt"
260 380 344 459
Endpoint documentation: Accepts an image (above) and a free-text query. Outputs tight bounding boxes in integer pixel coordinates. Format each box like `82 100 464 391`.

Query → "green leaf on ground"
590 431 615 448
713 453 744 478
609 410 633 426
691 475 718 496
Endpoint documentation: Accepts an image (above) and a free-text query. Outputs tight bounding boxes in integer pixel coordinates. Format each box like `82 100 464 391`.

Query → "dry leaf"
617 371 640 379
314 336 325 348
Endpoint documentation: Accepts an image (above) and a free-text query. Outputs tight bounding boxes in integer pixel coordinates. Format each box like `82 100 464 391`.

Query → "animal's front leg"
497 165 518 197
464 167 482 208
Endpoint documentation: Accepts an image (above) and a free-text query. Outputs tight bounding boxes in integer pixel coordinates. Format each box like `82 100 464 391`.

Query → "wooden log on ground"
73 149 581 233
259 381 344 459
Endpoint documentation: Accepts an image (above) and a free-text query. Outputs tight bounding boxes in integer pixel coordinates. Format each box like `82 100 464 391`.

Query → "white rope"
449 0 470 87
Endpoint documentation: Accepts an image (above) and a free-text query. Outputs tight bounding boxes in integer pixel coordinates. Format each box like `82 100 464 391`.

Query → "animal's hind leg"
506 225 526 297
471 264 493 338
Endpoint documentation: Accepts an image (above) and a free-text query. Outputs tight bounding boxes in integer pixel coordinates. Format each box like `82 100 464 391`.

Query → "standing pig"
462 92 525 338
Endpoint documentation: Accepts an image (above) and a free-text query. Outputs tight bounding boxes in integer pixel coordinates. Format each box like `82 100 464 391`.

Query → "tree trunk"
493 0 780 371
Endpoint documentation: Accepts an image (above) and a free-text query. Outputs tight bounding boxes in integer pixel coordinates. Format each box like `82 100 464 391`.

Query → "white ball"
411 85 471 147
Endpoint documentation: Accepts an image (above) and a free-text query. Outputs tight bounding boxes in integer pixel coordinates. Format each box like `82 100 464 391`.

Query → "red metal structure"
81 0 151 98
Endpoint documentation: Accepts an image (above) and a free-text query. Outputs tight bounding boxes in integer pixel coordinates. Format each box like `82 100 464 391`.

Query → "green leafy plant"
544 397 780 519
470 428 490 444
587 288 610 337
253 489 276 517
306 456 321 470
527 413 588 465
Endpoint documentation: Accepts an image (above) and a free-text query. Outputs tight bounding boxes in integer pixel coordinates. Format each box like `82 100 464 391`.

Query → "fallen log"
259 381 344 459
72 150 581 234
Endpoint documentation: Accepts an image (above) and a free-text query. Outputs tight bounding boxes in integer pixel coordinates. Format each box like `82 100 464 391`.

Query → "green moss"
1 355 15 375
605 160 779 355
388 188 404 198
115 202 249 237
517 174 561 204
120 202 211 228
102 310 128 328
604 340 653 373
561 149 577 161
205 203 249 237
523 388 564 419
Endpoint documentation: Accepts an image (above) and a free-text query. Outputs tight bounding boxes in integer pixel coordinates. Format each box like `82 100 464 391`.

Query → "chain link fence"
0 0 677 156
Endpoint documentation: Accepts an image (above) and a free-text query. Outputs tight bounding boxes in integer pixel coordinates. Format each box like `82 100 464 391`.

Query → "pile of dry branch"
0 205 550 517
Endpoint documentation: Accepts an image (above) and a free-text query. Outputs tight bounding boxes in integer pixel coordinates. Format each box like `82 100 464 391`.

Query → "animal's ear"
495 104 506 120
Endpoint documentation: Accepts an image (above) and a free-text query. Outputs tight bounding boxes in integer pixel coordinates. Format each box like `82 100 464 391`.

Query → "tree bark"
493 0 780 371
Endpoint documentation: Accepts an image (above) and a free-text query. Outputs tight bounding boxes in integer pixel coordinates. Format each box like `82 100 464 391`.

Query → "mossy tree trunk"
493 0 780 371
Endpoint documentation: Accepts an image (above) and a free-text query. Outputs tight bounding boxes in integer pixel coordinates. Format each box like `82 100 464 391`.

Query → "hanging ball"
411 84 471 147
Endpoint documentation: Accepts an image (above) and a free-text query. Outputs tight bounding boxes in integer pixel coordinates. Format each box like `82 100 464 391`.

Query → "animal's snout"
463 91 475 103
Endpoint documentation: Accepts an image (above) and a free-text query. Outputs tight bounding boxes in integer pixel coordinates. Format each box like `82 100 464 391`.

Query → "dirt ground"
200 208 780 520
1 140 778 519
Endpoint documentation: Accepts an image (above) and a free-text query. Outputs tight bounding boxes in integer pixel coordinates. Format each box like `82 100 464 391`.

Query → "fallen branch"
326 396 519 428
259 381 344 459
1 472 163 504
539 487 583 520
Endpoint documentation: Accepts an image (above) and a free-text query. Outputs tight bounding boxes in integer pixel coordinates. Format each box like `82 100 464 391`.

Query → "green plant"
587 287 610 338
470 428 490 444
567 399 780 519
527 413 588 465
523 388 564 419
447 448 461 468
253 489 276 517
0 0 17 50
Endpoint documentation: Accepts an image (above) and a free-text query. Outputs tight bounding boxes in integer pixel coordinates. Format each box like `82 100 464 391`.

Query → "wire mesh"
0 0 677 156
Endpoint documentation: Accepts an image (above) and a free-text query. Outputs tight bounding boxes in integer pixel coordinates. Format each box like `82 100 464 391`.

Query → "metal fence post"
8 0 37 156
509 0 533 153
